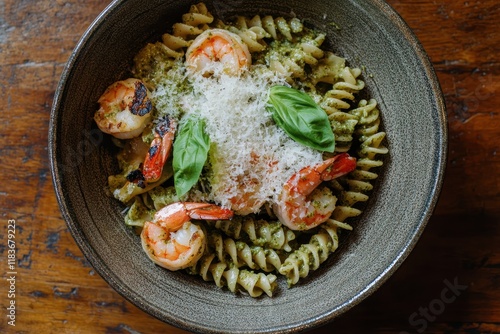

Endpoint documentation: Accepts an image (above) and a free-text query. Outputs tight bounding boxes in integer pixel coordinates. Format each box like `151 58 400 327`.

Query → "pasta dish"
93 2 388 297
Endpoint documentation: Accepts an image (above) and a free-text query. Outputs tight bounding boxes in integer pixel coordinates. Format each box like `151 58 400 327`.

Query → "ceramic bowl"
49 0 447 332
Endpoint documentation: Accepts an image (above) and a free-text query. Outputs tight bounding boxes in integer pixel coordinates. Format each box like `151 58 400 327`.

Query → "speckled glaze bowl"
49 0 447 333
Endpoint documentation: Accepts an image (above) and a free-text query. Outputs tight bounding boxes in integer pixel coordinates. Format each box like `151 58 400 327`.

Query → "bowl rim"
49 0 448 332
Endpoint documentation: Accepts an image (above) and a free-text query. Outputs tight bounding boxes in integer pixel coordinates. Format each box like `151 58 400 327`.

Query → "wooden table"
1 0 499 333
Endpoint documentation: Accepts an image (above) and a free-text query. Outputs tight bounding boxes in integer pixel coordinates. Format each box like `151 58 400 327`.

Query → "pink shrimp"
185 29 251 76
273 153 357 231
142 116 177 183
94 78 153 139
141 202 233 271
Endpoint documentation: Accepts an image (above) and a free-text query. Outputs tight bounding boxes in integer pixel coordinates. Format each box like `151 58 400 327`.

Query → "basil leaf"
267 85 335 152
173 115 210 197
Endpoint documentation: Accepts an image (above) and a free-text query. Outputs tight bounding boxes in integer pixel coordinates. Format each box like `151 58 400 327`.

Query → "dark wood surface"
1 0 499 333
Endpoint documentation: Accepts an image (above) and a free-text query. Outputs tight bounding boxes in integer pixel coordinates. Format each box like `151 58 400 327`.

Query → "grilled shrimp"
94 78 153 139
142 116 177 183
141 202 233 271
185 28 251 76
273 153 357 231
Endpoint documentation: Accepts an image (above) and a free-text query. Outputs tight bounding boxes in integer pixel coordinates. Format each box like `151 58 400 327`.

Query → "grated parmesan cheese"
153 62 323 213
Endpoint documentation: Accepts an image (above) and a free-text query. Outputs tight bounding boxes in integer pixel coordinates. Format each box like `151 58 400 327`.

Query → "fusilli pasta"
208 231 282 272
162 3 214 56
100 2 389 297
207 217 297 252
188 253 277 297
279 220 350 286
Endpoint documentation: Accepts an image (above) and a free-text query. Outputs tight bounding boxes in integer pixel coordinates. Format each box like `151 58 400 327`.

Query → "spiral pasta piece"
279 220 350 286
330 204 363 222
206 218 242 239
161 3 214 58
309 52 343 84
350 99 388 164
312 56 365 153
209 232 282 272
207 216 297 252
207 216 296 252
223 15 272 52
268 40 326 81
257 16 303 41
226 267 277 297
330 99 388 218
237 16 322 81
189 253 278 297
319 66 365 110
242 217 297 252
124 196 153 227
326 112 359 153
299 34 326 65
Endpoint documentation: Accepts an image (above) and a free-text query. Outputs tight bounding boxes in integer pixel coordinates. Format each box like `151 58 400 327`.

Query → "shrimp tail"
284 153 357 199
143 116 177 183
154 202 233 231
184 203 234 220
321 153 357 181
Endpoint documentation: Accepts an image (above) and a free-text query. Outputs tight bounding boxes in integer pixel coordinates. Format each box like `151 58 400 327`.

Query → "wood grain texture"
0 0 499 333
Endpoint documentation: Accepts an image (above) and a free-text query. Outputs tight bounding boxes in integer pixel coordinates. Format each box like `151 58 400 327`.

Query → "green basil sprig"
173 114 210 197
267 85 335 152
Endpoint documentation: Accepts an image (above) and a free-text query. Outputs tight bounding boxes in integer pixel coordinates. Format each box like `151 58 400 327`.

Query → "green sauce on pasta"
103 2 388 296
